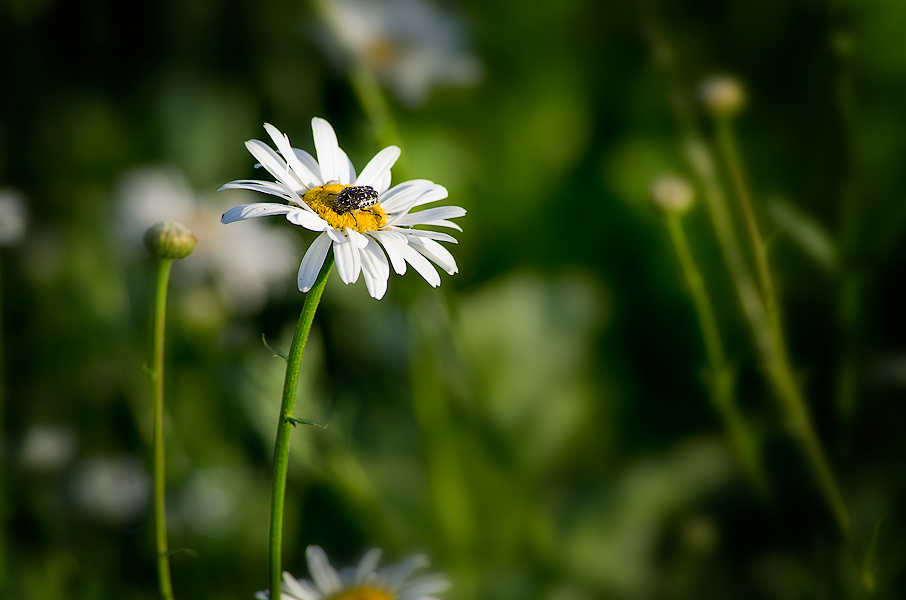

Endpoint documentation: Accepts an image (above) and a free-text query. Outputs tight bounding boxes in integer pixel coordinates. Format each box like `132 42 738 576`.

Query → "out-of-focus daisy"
19 424 78 472
317 0 482 106
0 189 28 246
220 118 464 300
71 456 150 525
256 545 450 600
114 167 297 314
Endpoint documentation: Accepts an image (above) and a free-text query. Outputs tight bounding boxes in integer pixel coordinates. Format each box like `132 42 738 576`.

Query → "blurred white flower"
256 545 450 600
0 189 28 246
113 167 298 314
173 467 240 538
220 119 464 300
19 424 78 472
318 0 482 106
71 456 150 524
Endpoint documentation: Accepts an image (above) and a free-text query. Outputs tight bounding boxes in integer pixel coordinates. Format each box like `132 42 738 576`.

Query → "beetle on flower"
219 118 464 299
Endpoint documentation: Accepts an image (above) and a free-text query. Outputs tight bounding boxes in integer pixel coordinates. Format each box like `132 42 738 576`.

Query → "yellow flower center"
303 183 388 233
328 588 394 600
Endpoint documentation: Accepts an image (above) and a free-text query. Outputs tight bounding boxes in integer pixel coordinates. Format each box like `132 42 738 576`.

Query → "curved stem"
268 254 334 600
151 257 174 600
666 215 769 498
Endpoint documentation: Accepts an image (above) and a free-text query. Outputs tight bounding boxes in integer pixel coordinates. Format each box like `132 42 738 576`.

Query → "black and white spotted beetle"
331 185 380 214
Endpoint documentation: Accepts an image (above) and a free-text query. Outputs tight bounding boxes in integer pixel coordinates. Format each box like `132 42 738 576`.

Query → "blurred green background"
2 0 906 598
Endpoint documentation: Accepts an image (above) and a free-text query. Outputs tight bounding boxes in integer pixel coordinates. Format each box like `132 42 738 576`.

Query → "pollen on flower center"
329 587 395 600
303 183 388 233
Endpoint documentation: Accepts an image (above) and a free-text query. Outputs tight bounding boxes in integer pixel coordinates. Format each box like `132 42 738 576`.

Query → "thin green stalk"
349 62 403 152
714 118 793 372
638 8 868 589
268 254 334 600
665 215 768 497
714 119 778 316
151 257 174 600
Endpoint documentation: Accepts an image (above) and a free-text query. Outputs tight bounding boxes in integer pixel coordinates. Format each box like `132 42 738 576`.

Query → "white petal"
245 139 303 191
333 237 361 285
264 123 321 190
377 170 392 195
354 146 401 188
390 206 466 228
346 228 369 249
379 554 429 590
335 148 357 186
360 238 390 299
372 231 408 275
312 118 341 184
384 184 449 216
380 182 437 214
282 572 320 600
394 228 458 244
380 179 434 205
422 219 463 231
292 149 325 185
399 574 451 596
410 184 449 208
222 203 295 224
396 243 441 287
298 233 332 292
407 236 458 275
326 227 345 244
286 210 330 232
356 549 383 585
306 546 342 595
218 179 295 202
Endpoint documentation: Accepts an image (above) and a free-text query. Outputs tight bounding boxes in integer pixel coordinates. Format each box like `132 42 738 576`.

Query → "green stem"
268 254 334 600
666 215 768 497
151 258 174 600
349 63 403 152
714 117 792 370
714 119 778 317
639 10 866 588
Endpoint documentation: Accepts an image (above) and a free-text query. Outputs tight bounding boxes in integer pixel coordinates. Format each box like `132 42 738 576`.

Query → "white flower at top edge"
255 545 450 600
219 118 465 300
317 0 482 107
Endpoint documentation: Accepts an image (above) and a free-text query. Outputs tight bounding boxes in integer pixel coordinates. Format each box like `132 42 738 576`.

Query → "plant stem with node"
268 254 334 600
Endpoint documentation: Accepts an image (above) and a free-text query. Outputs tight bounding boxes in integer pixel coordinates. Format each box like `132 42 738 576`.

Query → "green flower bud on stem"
697 75 746 117
650 176 695 215
144 221 197 259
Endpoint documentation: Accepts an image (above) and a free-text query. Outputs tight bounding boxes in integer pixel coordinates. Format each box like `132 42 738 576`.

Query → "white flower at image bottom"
255 545 450 600
219 118 465 300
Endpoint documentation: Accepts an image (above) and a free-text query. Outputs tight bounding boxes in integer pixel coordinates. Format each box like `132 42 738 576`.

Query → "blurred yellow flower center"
329 588 394 600
364 39 405 69
303 183 388 233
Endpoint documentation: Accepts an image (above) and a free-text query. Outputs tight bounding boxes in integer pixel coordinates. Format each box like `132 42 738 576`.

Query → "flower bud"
144 221 197 259
650 176 694 215
697 75 745 117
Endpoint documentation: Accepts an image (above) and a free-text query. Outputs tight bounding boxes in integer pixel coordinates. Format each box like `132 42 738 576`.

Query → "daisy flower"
256 545 450 600
219 118 464 300
316 0 482 107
